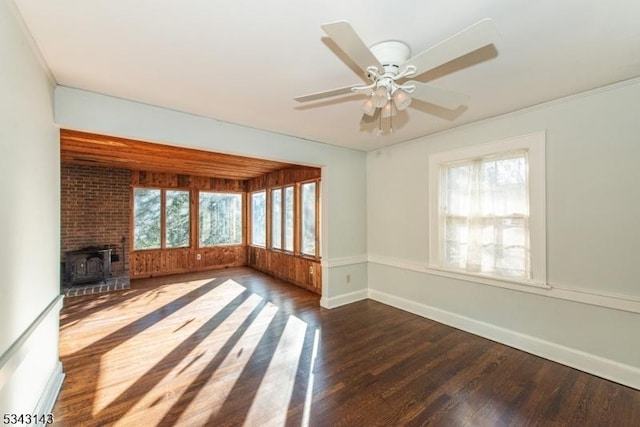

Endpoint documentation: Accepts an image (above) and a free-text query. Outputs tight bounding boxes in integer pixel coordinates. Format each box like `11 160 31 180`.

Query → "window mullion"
266 188 271 249
280 187 287 251
294 183 300 255
315 180 320 258
160 189 166 250
192 190 198 250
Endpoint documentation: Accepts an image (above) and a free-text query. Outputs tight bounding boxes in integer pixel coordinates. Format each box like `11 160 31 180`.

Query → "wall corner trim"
368 288 640 390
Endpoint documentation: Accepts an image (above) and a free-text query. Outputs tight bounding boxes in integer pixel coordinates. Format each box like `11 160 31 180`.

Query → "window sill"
299 253 321 262
425 265 550 291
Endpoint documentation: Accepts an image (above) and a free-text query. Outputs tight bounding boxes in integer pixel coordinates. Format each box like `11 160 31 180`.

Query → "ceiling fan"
294 19 499 132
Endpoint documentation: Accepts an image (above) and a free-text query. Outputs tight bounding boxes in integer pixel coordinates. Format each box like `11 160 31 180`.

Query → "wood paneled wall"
246 166 322 294
130 171 247 279
64 165 322 287
130 246 246 278
246 167 321 192
131 171 246 192
248 247 321 294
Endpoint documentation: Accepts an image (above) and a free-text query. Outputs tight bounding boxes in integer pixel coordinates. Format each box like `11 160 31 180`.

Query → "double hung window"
429 132 545 283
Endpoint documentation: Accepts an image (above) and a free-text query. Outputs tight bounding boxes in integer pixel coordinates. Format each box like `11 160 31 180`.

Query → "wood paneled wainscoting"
130 246 246 279
248 246 321 294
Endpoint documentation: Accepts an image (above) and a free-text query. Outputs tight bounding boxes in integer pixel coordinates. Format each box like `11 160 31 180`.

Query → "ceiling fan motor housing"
370 40 412 76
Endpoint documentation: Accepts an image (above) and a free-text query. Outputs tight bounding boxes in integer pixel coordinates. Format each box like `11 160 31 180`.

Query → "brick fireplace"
61 164 131 281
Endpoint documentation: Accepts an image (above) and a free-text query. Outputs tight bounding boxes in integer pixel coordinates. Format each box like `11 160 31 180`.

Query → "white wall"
0 0 63 414
367 78 640 388
54 86 369 304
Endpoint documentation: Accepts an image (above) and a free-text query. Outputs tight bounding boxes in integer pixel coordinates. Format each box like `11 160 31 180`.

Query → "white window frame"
428 131 547 288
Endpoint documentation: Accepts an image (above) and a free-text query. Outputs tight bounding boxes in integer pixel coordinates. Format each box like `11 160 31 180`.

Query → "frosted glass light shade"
393 89 412 111
381 101 397 118
361 97 376 116
372 86 388 108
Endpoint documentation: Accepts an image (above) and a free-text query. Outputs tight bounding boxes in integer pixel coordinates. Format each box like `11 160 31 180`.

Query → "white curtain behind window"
441 150 530 278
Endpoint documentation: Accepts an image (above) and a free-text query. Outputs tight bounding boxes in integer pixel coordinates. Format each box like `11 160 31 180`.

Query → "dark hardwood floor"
53 267 640 426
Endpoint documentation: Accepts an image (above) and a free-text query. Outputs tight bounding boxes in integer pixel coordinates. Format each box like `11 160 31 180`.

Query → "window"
134 188 161 250
134 188 190 250
300 181 317 256
199 192 242 246
271 188 282 249
251 191 266 246
271 186 295 252
249 179 320 258
165 190 190 248
429 132 546 283
283 186 294 251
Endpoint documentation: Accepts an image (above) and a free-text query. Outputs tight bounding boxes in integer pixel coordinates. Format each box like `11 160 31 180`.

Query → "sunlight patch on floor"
93 279 245 415
175 300 280 424
60 279 216 355
243 314 307 427
112 292 269 425
301 328 320 426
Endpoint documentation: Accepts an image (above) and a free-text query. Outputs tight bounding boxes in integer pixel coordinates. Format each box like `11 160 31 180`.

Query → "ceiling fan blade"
404 18 499 76
321 21 383 73
294 84 362 102
406 81 469 110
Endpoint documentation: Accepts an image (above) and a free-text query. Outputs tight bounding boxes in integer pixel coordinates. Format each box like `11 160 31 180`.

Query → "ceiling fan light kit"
295 18 498 135
361 97 377 116
393 89 412 111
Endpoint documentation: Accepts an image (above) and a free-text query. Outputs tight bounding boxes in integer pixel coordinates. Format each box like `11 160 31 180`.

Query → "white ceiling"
13 0 640 151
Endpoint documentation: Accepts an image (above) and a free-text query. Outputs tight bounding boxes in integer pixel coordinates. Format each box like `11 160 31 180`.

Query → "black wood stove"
64 248 112 286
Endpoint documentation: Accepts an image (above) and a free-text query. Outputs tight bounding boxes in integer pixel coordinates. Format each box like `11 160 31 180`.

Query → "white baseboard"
369 289 640 390
320 289 368 309
33 361 64 424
